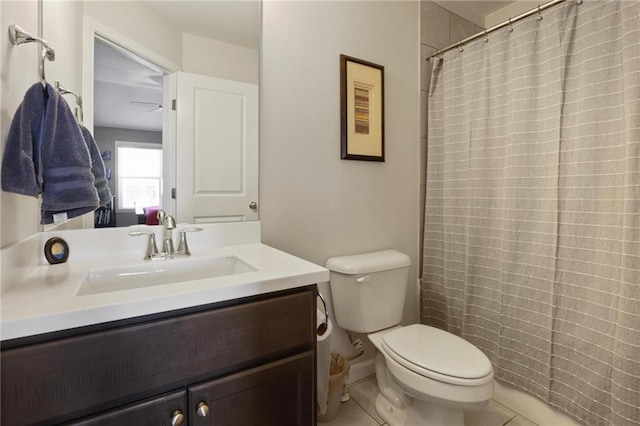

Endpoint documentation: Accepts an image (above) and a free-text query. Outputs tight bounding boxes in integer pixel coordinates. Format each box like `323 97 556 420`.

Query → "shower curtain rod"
430 0 575 59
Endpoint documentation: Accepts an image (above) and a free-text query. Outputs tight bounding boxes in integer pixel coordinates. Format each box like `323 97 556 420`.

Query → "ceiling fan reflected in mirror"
130 100 163 114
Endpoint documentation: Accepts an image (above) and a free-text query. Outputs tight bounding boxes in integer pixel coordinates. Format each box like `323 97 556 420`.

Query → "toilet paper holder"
317 290 329 337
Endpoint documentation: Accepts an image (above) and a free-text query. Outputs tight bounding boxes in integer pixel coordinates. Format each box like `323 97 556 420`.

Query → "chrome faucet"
176 227 203 255
128 230 159 260
129 210 202 260
160 212 177 255
155 209 176 255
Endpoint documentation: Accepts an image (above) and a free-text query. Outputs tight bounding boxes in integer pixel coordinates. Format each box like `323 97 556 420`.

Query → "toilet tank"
326 250 410 333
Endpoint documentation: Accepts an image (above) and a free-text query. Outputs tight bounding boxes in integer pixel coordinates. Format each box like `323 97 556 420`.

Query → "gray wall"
260 1 421 361
93 126 162 227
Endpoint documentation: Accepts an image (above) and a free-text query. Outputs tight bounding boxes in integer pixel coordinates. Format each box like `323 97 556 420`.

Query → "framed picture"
340 54 385 162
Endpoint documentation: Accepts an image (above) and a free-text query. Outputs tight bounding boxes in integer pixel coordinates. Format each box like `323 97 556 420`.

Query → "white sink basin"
76 256 256 296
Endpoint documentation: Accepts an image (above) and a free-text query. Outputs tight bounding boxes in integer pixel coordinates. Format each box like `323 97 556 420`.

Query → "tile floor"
320 377 537 426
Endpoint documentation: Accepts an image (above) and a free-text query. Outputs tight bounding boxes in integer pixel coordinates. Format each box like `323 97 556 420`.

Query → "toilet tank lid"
325 250 410 274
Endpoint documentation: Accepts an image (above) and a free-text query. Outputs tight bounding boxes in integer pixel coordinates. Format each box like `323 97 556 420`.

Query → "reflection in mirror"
45 0 260 230
93 38 166 228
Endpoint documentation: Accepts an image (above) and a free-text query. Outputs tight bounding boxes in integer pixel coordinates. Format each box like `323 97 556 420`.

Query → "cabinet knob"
170 409 185 426
196 401 210 417
249 201 258 210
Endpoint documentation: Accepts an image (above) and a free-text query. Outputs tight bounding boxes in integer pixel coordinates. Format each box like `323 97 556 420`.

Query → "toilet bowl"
326 250 494 426
369 325 493 426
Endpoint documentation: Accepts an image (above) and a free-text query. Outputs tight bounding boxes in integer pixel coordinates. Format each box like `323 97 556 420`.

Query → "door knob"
249 201 258 210
170 410 184 426
196 401 210 417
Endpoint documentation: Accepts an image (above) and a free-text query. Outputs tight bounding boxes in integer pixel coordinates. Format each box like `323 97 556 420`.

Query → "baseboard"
346 357 375 386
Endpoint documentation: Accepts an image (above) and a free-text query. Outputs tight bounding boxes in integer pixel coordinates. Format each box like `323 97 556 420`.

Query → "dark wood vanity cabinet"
187 352 313 426
69 391 188 425
1 286 317 426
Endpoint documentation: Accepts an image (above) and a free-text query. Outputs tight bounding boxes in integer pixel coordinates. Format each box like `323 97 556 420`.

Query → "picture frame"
340 54 385 162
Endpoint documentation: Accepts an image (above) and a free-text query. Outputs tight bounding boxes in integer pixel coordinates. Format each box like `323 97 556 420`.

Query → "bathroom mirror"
42 0 260 229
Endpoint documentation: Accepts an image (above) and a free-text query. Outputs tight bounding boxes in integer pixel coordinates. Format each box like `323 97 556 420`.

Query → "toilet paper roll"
317 308 333 415
317 307 332 341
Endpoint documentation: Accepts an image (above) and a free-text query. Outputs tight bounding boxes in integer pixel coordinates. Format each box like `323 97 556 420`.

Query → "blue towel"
1 83 44 196
80 125 112 208
1 83 99 224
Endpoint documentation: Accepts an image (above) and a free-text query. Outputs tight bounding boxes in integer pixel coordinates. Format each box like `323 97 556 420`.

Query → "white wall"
182 33 259 84
83 1 182 68
43 0 83 95
261 1 421 360
1 1 41 248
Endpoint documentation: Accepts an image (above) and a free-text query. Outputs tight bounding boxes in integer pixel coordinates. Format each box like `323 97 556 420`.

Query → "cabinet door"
188 351 314 426
67 390 186 426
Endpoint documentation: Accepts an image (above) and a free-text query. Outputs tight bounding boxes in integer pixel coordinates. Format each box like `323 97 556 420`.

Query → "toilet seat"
381 324 493 387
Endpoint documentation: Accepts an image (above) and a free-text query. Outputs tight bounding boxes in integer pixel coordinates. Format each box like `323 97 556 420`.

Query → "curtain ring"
508 18 514 33
537 5 543 21
458 42 464 52
484 29 489 42
576 0 583 4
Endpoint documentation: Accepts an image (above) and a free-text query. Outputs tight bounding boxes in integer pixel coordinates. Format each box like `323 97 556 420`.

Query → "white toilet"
326 250 494 426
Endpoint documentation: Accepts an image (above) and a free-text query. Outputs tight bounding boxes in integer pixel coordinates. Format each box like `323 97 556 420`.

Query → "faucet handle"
164 215 177 230
128 231 159 260
176 227 203 256
156 209 166 224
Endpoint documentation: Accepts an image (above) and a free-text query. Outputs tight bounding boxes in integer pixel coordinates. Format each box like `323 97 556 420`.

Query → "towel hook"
55 81 84 125
9 24 55 87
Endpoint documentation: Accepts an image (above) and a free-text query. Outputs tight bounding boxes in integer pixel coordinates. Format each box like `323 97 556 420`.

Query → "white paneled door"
164 72 258 223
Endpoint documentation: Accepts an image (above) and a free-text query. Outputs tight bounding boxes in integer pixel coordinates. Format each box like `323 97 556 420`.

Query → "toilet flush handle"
356 275 370 283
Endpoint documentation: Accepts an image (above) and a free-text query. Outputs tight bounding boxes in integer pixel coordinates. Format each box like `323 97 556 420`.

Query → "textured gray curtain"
421 1 639 425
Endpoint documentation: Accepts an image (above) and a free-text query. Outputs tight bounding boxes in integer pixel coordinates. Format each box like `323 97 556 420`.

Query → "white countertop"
1 224 329 341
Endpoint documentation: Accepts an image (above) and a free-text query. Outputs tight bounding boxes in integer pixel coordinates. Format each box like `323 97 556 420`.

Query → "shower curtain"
421 1 639 425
